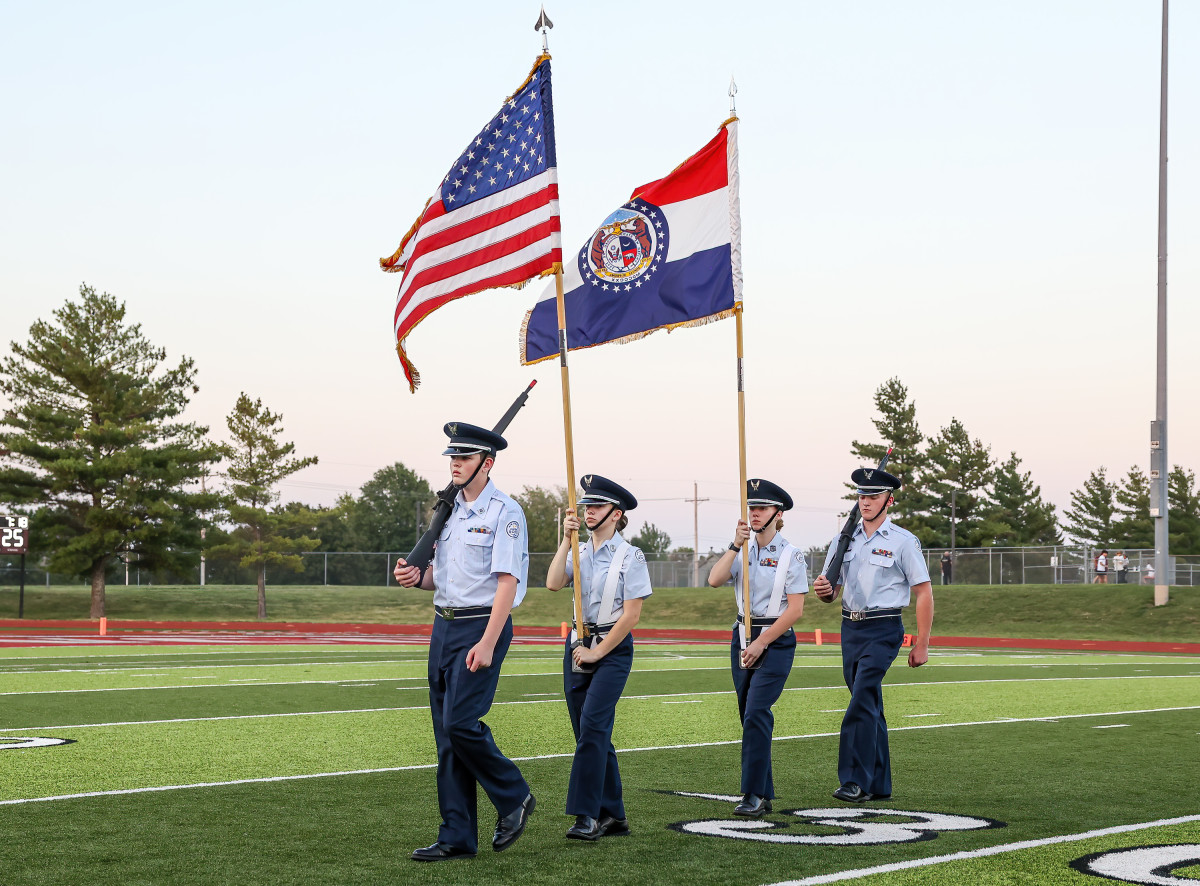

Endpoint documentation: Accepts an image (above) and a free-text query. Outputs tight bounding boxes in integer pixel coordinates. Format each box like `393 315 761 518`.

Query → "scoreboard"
1 515 29 555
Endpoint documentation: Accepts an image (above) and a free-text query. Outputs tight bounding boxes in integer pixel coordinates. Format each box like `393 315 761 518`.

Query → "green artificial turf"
2 644 1199 885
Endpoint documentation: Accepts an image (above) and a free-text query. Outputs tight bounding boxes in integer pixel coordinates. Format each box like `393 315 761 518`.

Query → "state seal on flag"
580 200 670 290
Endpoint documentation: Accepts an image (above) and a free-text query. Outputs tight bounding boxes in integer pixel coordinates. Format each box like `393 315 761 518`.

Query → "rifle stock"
401 381 537 573
821 448 893 590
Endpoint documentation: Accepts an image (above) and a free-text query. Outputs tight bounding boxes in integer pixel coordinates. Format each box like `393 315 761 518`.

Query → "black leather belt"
842 607 903 621
736 615 779 628
574 620 617 636
435 605 493 621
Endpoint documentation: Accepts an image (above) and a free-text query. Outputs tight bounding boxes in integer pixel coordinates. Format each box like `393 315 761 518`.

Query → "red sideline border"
0 619 1198 654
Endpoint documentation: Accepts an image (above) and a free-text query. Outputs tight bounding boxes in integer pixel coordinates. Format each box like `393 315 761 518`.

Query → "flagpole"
726 77 752 664
736 304 752 661
535 8 587 644
553 267 588 642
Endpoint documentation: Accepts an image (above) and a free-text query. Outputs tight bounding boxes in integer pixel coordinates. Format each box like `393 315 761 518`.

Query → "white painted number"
1073 845 1200 885
0 737 75 750
673 807 1002 845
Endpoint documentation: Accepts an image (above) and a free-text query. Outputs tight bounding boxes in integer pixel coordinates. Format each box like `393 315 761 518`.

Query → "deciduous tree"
513 484 570 553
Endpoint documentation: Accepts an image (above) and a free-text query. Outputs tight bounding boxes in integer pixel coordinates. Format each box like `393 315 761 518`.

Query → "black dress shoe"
733 794 770 818
832 782 870 803
493 793 536 852
566 814 602 841
410 842 476 862
597 815 630 836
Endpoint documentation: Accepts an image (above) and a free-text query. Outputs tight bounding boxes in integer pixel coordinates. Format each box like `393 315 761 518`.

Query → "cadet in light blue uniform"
394 422 535 862
707 479 808 818
546 475 652 841
813 467 934 804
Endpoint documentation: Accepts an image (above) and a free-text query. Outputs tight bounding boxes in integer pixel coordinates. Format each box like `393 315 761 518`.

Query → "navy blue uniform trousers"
838 615 905 797
730 625 796 798
563 633 633 819
428 613 529 853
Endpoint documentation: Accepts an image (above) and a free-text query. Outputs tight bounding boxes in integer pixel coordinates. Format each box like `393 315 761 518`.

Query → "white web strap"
596 542 631 625
767 544 796 617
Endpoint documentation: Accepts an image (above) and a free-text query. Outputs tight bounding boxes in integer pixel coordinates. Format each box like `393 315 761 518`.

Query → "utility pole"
684 481 709 587
950 488 957 555
199 469 207 587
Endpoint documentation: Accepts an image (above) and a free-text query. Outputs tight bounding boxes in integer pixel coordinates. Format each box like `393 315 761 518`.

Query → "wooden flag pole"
553 267 587 642
735 303 752 662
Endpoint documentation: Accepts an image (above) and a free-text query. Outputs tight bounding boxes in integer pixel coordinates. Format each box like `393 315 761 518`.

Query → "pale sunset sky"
2 1 1197 552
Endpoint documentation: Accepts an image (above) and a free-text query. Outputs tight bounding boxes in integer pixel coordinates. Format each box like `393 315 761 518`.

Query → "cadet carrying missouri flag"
381 55 562 391
519 117 741 364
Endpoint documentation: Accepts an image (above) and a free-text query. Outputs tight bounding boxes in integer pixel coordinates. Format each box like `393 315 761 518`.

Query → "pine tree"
210 394 319 618
922 418 995 547
978 452 1061 545
1168 466 1200 554
1112 466 1153 548
0 284 220 617
849 377 926 496
1062 467 1116 546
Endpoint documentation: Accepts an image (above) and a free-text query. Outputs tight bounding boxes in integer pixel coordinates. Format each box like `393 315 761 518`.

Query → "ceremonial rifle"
402 381 537 573
820 448 893 597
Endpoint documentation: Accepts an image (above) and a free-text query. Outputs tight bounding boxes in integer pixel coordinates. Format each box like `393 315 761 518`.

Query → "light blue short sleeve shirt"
432 480 529 609
821 518 930 611
727 533 809 617
564 531 653 623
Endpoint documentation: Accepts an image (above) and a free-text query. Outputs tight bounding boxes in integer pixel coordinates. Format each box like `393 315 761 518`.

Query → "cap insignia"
865 470 873 479
448 423 458 436
750 480 760 491
583 475 592 487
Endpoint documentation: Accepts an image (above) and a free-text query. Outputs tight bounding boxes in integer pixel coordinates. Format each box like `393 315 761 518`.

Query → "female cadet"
546 474 652 841
707 479 808 818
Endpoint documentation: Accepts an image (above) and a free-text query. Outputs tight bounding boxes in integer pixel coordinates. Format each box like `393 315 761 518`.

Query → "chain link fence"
3 546 1198 589
924 546 1200 587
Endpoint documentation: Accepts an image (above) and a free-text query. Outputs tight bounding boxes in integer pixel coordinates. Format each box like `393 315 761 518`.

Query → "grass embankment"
1 583 1198 643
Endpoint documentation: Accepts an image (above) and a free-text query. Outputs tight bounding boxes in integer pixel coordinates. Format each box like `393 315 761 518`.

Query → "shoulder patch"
634 549 645 562
913 536 922 551
505 520 520 539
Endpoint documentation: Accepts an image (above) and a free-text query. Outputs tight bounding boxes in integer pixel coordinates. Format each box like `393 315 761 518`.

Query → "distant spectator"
1093 550 1108 584
1113 551 1129 584
1142 562 1156 585
940 551 952 585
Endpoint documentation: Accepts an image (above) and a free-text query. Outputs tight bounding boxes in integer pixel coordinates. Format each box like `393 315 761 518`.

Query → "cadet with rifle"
394 413 535 862
707 478 808 818
813 465 934 804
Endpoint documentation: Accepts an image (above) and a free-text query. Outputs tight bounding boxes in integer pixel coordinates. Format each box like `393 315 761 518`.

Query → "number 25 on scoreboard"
1 514 30 554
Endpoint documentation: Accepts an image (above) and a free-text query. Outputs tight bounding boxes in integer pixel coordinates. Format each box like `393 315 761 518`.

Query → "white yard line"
4 704 1198 806
762 813 1200 886
8 667 1199 699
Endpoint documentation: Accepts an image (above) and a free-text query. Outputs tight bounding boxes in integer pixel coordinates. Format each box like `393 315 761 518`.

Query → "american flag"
381 55 561 391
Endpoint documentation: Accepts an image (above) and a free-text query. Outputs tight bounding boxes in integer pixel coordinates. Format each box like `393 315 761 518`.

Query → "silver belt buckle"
850 609 865 622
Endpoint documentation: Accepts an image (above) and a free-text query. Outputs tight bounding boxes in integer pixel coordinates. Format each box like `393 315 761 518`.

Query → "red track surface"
1 619 1198 654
